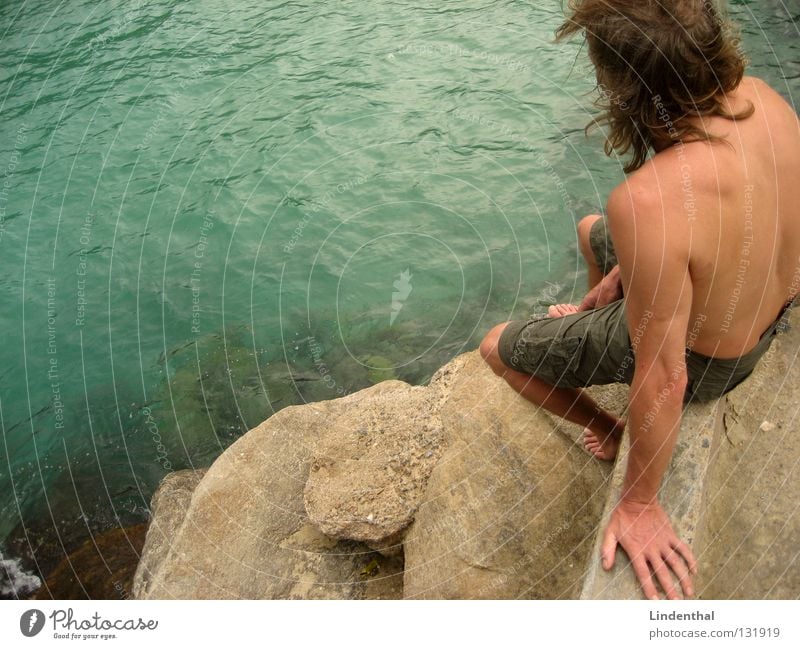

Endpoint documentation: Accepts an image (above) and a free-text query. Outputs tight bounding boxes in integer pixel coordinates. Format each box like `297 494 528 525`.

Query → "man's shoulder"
605 168 704 252
607 144 721 219
606 162 682 220
741 74 782 97
742 74 767 88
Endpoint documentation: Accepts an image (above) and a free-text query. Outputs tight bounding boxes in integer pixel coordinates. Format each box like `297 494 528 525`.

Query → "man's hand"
578 264 623 311
601 498 698 600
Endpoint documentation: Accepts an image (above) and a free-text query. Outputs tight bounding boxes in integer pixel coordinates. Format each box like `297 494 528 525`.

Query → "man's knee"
480 322 512 374
577 214 602 261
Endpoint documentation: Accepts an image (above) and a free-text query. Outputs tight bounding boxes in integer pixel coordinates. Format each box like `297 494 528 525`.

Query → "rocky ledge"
133 309 800 599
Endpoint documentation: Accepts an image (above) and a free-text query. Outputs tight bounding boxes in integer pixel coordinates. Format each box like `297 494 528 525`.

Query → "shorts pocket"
517 334 587 387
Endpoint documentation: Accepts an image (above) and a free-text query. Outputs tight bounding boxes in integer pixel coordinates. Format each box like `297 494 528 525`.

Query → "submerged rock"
33 524 148 600
360 354 397 384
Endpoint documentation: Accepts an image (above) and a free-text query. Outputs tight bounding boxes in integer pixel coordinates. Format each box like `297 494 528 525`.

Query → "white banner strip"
1 600 797 648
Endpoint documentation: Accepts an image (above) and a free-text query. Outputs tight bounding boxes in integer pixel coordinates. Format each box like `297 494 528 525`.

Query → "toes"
548 304 579 318
582 427 619 461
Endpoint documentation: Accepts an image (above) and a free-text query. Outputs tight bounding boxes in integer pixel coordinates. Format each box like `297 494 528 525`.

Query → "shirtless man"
480 0 800 600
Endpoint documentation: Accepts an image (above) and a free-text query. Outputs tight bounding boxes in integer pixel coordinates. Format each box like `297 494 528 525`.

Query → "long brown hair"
556 0 754 173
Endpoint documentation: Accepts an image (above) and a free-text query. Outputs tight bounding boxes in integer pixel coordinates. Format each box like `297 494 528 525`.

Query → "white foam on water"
0 551 42 598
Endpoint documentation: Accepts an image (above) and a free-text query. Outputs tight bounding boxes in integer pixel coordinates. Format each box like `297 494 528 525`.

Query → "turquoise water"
0 0 797 591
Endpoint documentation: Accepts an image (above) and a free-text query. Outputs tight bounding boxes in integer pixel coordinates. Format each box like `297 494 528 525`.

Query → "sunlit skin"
480 76 800 600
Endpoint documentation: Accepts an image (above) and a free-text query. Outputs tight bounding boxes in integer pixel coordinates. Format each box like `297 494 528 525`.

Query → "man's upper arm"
605 183 693 379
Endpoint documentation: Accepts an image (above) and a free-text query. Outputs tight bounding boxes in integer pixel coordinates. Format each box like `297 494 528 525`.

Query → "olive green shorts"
589 215 619 276
497 217 794 403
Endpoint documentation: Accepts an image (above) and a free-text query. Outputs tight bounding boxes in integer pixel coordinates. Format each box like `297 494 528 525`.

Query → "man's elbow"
630 359 688 403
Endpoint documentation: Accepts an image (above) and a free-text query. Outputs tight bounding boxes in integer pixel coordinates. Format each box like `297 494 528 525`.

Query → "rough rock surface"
132 469 207 599
134 383 413 599
695 315 800 599
402 352 609 599
579 307 800 599
303 380 445 549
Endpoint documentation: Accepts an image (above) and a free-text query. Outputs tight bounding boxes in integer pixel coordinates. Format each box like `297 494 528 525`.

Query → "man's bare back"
621 76 800 359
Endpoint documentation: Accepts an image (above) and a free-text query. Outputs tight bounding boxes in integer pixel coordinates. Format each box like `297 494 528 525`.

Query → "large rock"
133 350 608 599
694 314 800 598
134 386 406 599
402 352 609 599
132 469 206 599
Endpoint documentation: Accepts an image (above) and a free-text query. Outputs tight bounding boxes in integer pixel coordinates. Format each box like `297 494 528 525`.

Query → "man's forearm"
622 368 686 504
579 264 623 311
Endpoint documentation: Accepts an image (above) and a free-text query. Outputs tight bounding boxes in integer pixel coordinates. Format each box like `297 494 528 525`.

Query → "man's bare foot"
583 419 626 461
547 303 580 318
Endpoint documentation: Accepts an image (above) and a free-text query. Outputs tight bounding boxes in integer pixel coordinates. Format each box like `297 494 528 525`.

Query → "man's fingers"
650 557 680 600
631 556 659 600
601 526 617 570
671 538 698 576
664 546 694 598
